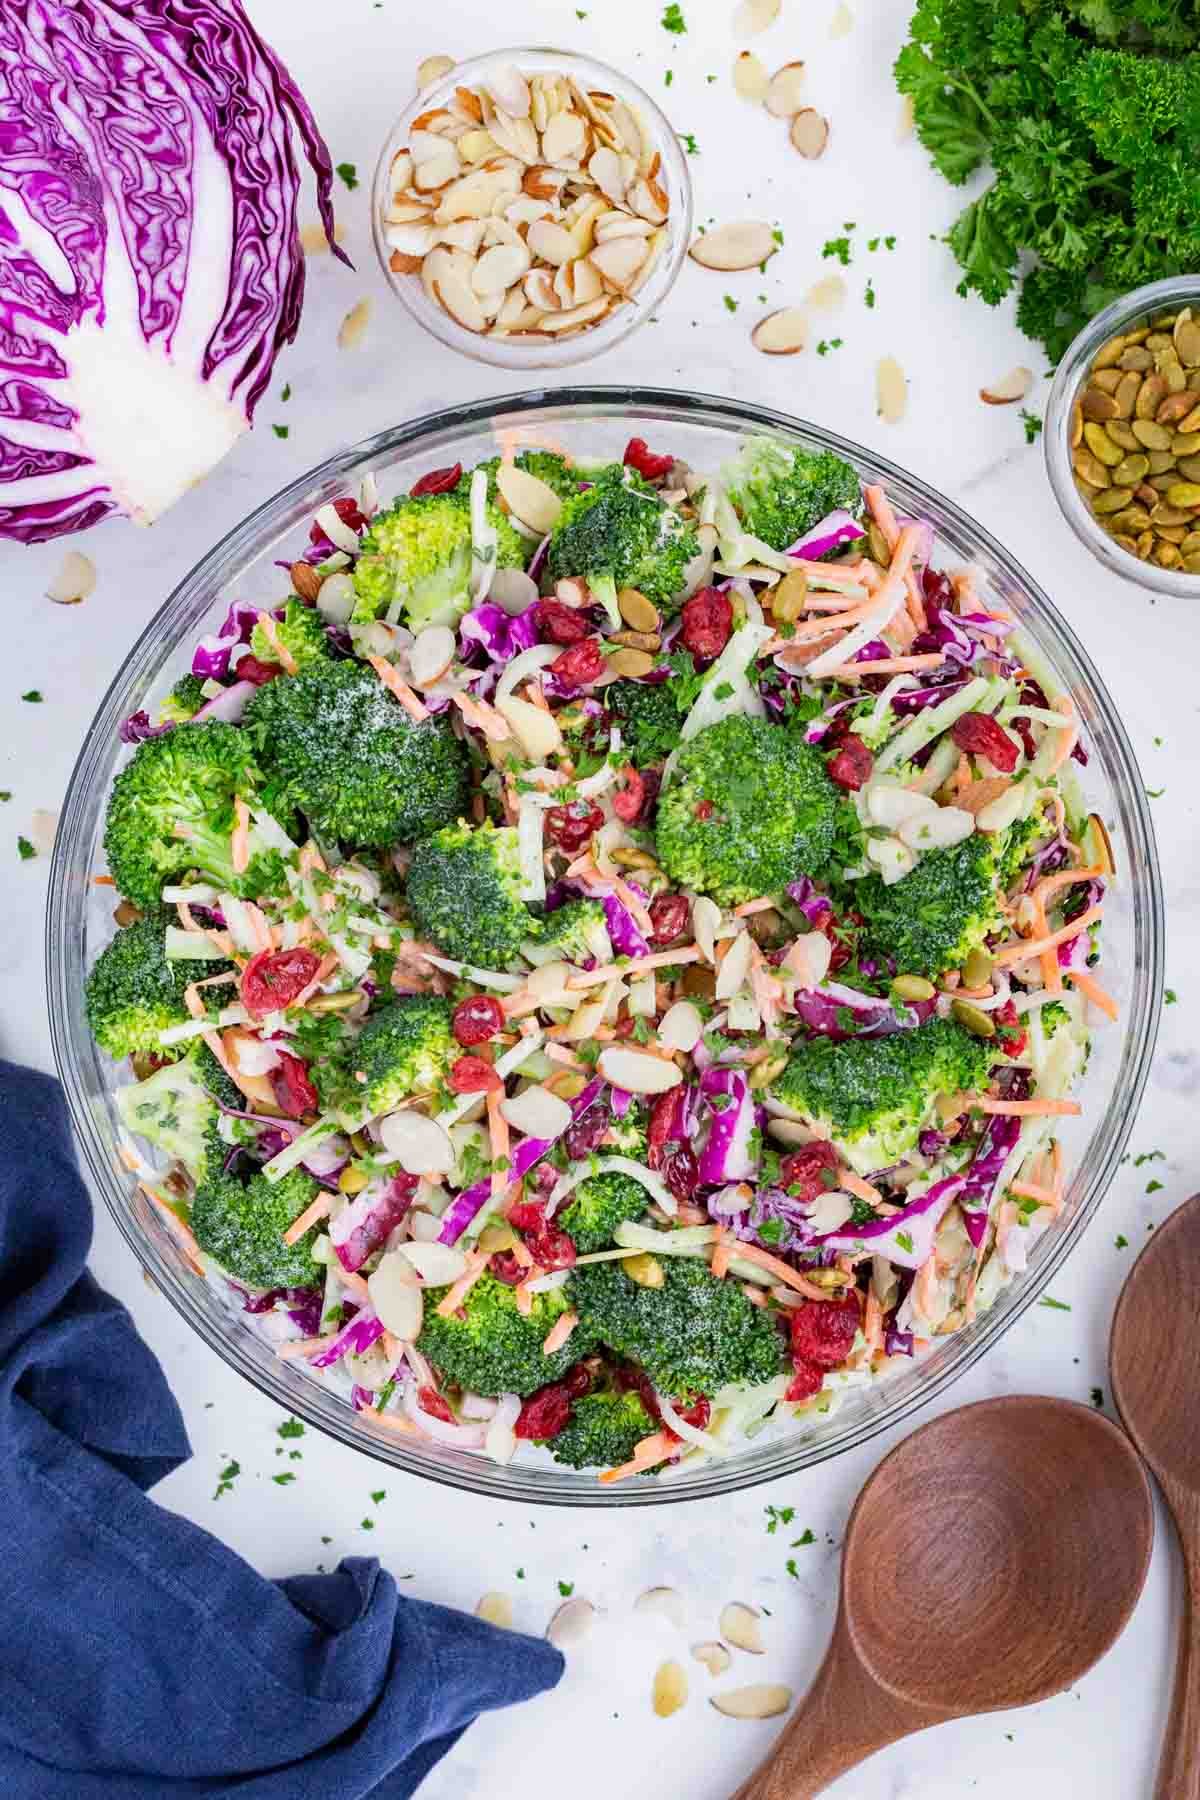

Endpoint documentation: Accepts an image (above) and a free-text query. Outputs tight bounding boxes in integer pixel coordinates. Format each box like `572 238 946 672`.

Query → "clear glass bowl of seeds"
1045 276 1200 597
371 48 693 371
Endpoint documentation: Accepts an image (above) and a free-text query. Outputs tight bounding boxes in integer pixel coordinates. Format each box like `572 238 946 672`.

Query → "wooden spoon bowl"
734 1395 1153 1799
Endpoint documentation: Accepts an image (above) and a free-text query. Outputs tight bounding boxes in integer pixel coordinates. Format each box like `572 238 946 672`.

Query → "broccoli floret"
416 1271 598 1397
549 1387 659 1470
856 832 1005 980
996 804 1046 889
245 658 467 848
103 722 266 908
190 1160 324 1290
721 436 861 551
571 1257 786 1398
770 1017 992 1175
458 449 581 506
85 908 231 1061
248 599 332 672
545 465 699 622
350 993 454 1117
115 1057 220 1182
406 819 542 966
655 715 841 906
159 673 206 724
558 1172 650 1253
522 898 611 968
606 677 683 767
1042 1001 1071 1038
350 491 525 632
187 1038 244 1111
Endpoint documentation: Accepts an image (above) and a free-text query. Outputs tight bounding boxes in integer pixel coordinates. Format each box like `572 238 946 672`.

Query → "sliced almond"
472 241 532 295
523 162 565 201
417 53 455 90
733 0 782 37
733 50 770 102
690 220 776 273
389 150 415 192
719 1601 764 1655
567 196 609 257
500 1083 573 1140
876 355 907 424
527 218 579 267
476 1591 513 1629
366 1253 424 1341
300 221 334 255
436 169 515 224
542 108 587 164
395 1240 469 1288
414 152 462 192
29 807 58 851
765 61 806 118
628 178 668 226
524 268 562 311
454 84 484 124
386 198 434 225
635 1587 686 1628
459 128 502 166
653 1660 688 1718
752 307 807 355
596 1046 682 1095
711 1684 793 1720
507 195 556 227
379 1109 455 1175
980 365 1034 406
588 145 628 207
658 1000 703 1054
715 930 753 1002
410 127 454 166
432 271 488 334
497 463 564 534
629 228 667 295
408 624 456 687
435 219 487 254
45 550 95 605
558 257 604 307
547 1596 595 1650
410 109 459 137
807 273 846 308
495 693 564 759
487 65 531 119
898 804 974 851
829 2 854 37
589 235 649 292
594 210 654 244
692 1641 732 1677
789 110 830 158
421 245 473 304
488 110 540 164
537 295 612 335
385 221 435 258
337 298 371 351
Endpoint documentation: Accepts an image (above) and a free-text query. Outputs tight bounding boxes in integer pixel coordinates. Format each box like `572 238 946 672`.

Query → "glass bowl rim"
369 44 694 372
47 384 1164 1506
1044 273 1200 599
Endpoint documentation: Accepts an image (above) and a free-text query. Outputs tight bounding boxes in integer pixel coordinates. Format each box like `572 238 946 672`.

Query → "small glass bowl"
370 47 693 371
1044 275 1200 598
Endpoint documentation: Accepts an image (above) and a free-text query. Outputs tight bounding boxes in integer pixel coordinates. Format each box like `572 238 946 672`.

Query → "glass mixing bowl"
47 390 1163 1506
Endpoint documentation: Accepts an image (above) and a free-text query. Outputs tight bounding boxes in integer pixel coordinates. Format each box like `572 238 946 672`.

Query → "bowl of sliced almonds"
371 48 692 368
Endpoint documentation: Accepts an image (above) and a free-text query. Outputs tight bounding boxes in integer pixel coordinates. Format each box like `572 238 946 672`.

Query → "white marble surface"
2 1 1195 1794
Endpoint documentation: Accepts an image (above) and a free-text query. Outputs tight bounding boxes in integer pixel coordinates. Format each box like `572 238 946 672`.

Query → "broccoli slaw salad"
89 426 1117 1483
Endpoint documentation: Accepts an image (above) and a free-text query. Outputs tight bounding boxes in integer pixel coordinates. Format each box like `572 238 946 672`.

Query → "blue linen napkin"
0 1059 563 1796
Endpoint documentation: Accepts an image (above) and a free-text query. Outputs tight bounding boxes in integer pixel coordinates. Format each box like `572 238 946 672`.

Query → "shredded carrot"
710 1228 731 1279
485 1087 510 1200
864 485 927 630
991 903 1104 968
291 950 339 1010
720 1240 834 1299
93 873 116 886
338 1269 371 1304
542 1310 579 1356
435 1250 488 1318
1044 695 1079 773
733 897 777 917
544 1043 586 1068
451 690 509 740
862 1290 884 1356
977 1097 1082 1117
597 1430 679 1484
276 1333 339 1361
913 1252 939 1317
366 654 429 721
514 1279 535 1316
138 1183 204 1275
820 654 946 680
839 1171 883 1208
231 796 250 876
1010 1179 1059 1206
566 946 702 989
282 1189 333 1245
1066 968 1119 1022
256 612 298 675
176 899 236 958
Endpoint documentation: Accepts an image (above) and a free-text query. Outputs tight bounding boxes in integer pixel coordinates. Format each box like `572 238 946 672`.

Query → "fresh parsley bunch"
895 0 1200 359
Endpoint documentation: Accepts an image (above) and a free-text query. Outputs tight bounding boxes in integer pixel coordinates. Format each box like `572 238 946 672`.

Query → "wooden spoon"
1111 1192 1200 1798
733 1395 1153 1799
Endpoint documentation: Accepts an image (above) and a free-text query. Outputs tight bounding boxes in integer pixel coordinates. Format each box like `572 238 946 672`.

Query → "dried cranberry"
527 1222 577 1273
615 1364 662 1420
694 799 714 821
920 566 956 609
564 1361 594 1400
237 655 283 687
410 462 462 497
565 1105 609 1160
270 1051 319 1120
514 1382 572 1440
674 1396 711 1430
549 636 605 688
452 994 504 1046
418 1385 455 1424
534 599 589 645
680 587 733 663
545 799 605 854
447 1055 501 1095
310 496 366 541
612 764 645 823
779 1140 842 1203
789 1296 861 1370
489 1251 525 1286
240 947 322 1018
507 1198 546 1232
994 998 1028 1057
827 733 874 791
950 711 1020 774
623 436 675 482
647 1088 683 1169
662 1145 699 1204
822 909 862 975
648 894 689 946
785 1360 826 1403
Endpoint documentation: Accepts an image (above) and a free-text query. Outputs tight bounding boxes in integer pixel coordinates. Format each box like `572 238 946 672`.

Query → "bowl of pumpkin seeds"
1045 275 1200 595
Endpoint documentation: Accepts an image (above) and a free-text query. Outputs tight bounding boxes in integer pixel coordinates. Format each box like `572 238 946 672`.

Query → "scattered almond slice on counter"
876 355 907 424
653 1659 689 1718
547 1596 595 1649
689 220 777 272
711 1684 793 1719
634 1586 686 1628
790 110 830 158
692 1642 732 1676
46 551 95 605
980 366 1034 405
896 93 915 140
752 308 807 354
733 0 782 36
29 808 58 854
807 273 846 308
719 1601 765 1654
476 1591 513 1629
829 3 855 38
765 62 807 118
733 50 770 101
337 298 371 350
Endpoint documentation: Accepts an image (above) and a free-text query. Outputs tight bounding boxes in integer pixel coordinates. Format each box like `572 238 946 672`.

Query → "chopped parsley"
864 279 876 308
1020 409 1043 445
791 1528 815 1546
213 1458 241 1500
0 791 9 802
680 132 699 154
1146 1178 1164 1194
1039 1296 1071 1311
661 2 686 31
17 837 35 861
764 1504 795 1534
664 68 673 85
371 1488 386 1504
20 690 42 703
1134 1151 1165 1166
278 1417 305 1439
1165 989 1177 1004
821 236 852 266
816 338 844 355
1115 1234 1128 1249
557 1579 575 1597
335 162 359 190
772 226 785 246
280 383 292 402
271 1472 296 1486
272 424 289 439
723 294 739 313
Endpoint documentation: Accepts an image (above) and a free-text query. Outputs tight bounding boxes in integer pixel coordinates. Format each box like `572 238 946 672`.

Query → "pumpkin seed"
1135 373 1166 419
772 569 809 621
1079 424 1129 468
1175 318 1200 367
1157 391 1195 425
617 586 660 632
962 947 994 987
1135 529 1155 560
1124 326 1151 345
624 1252 664 1288
892 975 936 1001
1113 533 1137 553
1073 447 1111 487
1167 482 1200 508
1118 346 1153 371
866 521 891 565
1081 387 1119 422
1092 334 1125 370
1144 332 1173 352
1148 472 1179 492
1103 420 1139 451
609 628 661 652
1180 531 1200 555
1184 552 1200 571
748 1052 789 1090
1109 506 1152 532
1188 372 1200 391
1150 502 1192 527
1091 367 1123 394
1092 486 1134 515
1155 524 1186 545
1070 399 1083 448
1154 540 1184 569
1111 454 1149 486
606 647 655 678
1164 359 1189 394
1179 404 1200 435
1147 449 1176 472
1135 483 1159 509
1113 371 1142 417
951 999 997 1039
1131 419 1171 451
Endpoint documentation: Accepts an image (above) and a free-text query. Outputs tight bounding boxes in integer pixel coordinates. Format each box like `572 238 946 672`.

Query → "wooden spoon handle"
1157 1484 1200 1799
730 1622 917 1800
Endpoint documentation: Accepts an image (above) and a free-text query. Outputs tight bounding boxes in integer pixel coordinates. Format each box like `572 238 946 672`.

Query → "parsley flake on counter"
336 162 359 190
764 1504 795 1534
280 383 292 402
1020 409 1042 445
370 1488 386 1504
791 1528 816 1547
1134 1151 1165 1166
864 280 876 309
661 2 686 31
273 424 289 439
557 1579 575 1597
1146 1178 1164 1194
516 1567 525 1580
785 1558 800 1578
1040 1296 1071 1311
821 237 851 266
816 338 844 355
278 1417 305 1439
361 1518 375 1530
17 837 35 861
1165 988 1177 1004
680 132 699 154
1091 1387 1104 1408
1115 1234 1128 1248
213 1458 241 1500
20 690 42 703
723 295 738 312
271 1472 296 1486
0 791 10 802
